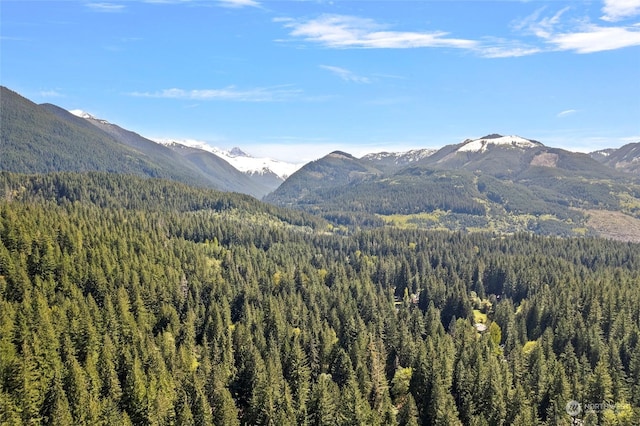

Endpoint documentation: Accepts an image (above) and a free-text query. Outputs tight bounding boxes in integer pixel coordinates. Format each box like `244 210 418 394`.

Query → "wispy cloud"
143 0 196 3
513 6 570 39
143 0 259 7
550 24 640 53
516 5 640 53
279 14 478 50
130 86 301 102
282 7 640 58
477 40 541 58
557 109 578 117
601 0 640 22
217 0 260 8
86 2 126 12
320 65 371 83
40 90 64 98
279 14 543 58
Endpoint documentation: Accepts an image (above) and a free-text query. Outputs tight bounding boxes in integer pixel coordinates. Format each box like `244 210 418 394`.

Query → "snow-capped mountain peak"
401 148 437 162
457 134 541 153
69 109 96 119
155 139 303 180
228 147 250 158
69 109 109 124
362 148 436 164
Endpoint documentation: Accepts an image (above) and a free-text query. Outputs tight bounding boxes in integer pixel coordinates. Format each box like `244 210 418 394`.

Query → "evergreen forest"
1 172 639 425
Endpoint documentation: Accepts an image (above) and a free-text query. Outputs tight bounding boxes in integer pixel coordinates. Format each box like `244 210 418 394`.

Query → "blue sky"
2 0 639 162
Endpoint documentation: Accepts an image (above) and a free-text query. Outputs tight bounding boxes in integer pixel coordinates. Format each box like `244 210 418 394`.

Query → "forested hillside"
591 142 640 175
1 172 638 425
0 87 270 198
266 143 640 241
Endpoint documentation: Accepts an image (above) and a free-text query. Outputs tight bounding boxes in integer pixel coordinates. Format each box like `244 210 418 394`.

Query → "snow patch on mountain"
221 151 302 180
156 139 303 180
69 109 110 124
363 148 436 163
458 135 541 153
69 109 95 119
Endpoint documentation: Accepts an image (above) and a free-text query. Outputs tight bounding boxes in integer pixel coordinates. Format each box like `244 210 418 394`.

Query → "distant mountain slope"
419 134 621 180
1 87 155 175
361 148 436 172
216 148 300 193
267 135 640 239
457 134 542 152
156 139 303 191
211 146 302 181
589 148 616 163
591 142 640 174
148 142 270 198
264 151 383 206
0 86 270 198
66 106 272 198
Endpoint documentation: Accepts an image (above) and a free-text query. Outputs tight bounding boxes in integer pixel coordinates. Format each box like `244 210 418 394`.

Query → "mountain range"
1 87 287 198
155 139 302 191
591 143 640 174
360 148 437 172
266 134 640 241
2 86 640 240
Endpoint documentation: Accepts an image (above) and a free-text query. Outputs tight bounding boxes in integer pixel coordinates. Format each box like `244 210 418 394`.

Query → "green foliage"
0 171 639 425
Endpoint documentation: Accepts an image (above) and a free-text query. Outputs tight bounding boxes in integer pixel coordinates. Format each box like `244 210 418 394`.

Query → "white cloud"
601 0 640 22
143 0 194 3
516 6 640 53
320 65 371 83
130 86 301 102
478 43 541 58
551 24 640 53
279 8 640 57
280 13 546 58
86 2 126 12
40 90 64 98
143 0 259 6
280 14 478 49
513 7 570 39
217 0 260 8
557 109 578 117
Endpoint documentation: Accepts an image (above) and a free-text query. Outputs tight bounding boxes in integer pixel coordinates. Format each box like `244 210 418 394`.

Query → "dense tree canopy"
1 172 639 424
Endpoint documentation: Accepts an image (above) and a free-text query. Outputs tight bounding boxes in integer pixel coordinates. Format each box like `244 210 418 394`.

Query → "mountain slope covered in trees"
591 142 640 175
1 171 639 425
360 149 437 173
4 85 640 237
266 136 640 241
0 87 269 198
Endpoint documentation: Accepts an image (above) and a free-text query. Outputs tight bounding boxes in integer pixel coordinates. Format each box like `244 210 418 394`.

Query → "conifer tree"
308 373 340 426
397 393 419 426
41 370 73 426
